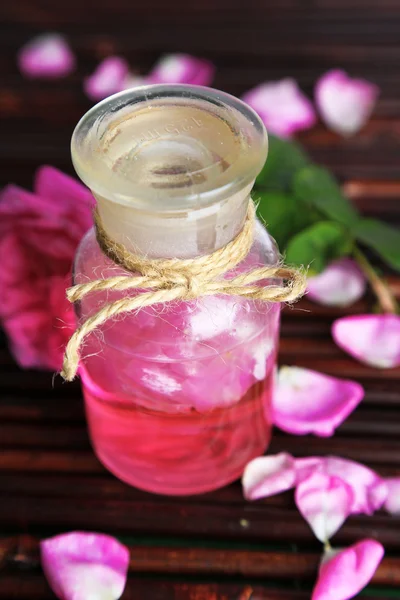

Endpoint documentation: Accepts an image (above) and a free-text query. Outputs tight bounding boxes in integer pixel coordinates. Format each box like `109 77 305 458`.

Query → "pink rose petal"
379 478 400 515
272 366 364 437
242 79 316 138
148 53 215 86
242 453 384 517
312 539 384 600
295 456 384 515
315 69 379 136
18 34 75 78
295 473 354 542
0 166 93 371
41 532 129 600
84 56 130 101
332 314 400 369
307 258 366 307
242 452 297 501
35 165 94 234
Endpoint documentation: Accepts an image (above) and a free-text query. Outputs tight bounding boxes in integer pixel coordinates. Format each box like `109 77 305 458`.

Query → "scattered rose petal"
0 166 93 370
84 56 130 101
242 452 297 501
307 258 366 307
332 314 400 369
379 478 400 515
242 79 316 138
292 457 324 482
123 73 149 90
18 34 75 78
295 473 353 542
41 532 129 600
315 69 379 136
148 53 215 86
312 539 384 600
273 366 364 437
367 479 388 515
243 453 383 519
296 456 384 515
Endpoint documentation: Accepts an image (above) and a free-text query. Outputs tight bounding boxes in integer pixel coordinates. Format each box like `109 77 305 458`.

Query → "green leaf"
255 135 310 192
256 191 320 251
285 221 353 274
293 165 359 227
353 218 400 272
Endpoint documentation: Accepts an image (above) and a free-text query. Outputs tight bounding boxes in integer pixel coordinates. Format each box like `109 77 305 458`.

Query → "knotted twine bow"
61 202 306 381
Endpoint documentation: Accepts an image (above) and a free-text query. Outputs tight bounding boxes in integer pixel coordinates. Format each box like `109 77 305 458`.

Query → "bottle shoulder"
75 219 280 282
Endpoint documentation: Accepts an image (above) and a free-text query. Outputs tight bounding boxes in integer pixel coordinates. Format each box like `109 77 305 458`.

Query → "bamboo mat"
1 1 400 597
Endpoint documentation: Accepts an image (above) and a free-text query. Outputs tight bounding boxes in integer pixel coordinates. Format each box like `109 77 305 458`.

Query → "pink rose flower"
0 166 93 371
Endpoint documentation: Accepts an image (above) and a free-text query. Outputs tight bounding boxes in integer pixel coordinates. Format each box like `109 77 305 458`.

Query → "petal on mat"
315 69 379 136
380 478 400 515
272 366 364 437
18 34 75 78
242 78 316 138
242 452 297 501
332 314 400 368
84 56 130 100
148 53 215 86
295 456 384 515
312 539 384 600
295 473 353 542
40 531 129 600
307 258 366 307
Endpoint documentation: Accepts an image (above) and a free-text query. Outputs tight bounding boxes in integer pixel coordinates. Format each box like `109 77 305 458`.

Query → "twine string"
61 202 306 381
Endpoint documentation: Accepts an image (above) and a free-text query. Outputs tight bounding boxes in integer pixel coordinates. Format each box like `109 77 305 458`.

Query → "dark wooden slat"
0 449 101 473
3 1 400 24
1 4 400 598
279 357 400 381
0 576 313 600
271 434 400 467
0 396 84 423
1 464 398 506
0 423 90 449
0 493 399 549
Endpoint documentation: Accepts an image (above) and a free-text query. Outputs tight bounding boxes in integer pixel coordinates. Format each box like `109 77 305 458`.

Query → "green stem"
354 247 398 314
324 540 332 553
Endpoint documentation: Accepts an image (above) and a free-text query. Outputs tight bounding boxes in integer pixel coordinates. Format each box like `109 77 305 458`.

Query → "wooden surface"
1 1 400 598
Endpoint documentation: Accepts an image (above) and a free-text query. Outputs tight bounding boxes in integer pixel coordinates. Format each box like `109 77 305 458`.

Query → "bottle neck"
95 182 253 260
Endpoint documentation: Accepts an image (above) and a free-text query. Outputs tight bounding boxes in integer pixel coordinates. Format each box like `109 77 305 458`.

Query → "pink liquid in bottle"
81 366 274 495
71 84 279 495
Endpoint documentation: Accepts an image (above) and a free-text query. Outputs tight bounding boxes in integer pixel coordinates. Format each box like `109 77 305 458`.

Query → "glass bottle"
71 85 280 496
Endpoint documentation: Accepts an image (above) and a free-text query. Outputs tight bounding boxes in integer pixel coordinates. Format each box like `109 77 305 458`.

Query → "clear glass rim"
71 84 268 212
